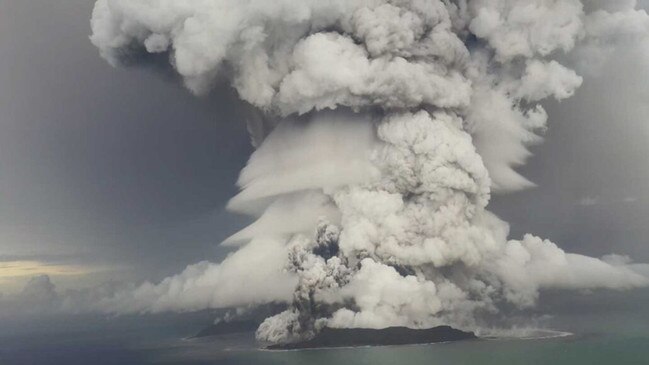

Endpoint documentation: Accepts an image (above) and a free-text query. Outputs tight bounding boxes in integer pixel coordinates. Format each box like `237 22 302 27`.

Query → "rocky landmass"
266 325 477 350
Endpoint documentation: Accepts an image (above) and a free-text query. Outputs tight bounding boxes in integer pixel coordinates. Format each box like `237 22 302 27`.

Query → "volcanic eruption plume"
90 0 649 343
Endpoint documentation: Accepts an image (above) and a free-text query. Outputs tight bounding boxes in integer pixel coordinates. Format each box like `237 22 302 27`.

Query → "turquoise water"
2 289 648 364
196 336 648 365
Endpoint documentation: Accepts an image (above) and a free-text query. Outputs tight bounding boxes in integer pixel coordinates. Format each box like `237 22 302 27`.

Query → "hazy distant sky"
1 0 649 293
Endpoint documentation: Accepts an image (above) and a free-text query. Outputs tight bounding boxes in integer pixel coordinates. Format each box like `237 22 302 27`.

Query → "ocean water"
1 289 648 365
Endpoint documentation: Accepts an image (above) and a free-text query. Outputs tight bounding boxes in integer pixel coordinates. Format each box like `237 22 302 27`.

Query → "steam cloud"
86 0 649 343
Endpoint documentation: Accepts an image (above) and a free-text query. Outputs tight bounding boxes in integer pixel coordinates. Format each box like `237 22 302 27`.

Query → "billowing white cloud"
88 0 649 344
96 238 296 313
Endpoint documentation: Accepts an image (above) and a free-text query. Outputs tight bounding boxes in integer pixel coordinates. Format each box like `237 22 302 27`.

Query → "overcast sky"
0 0 255 291
1 0 649 293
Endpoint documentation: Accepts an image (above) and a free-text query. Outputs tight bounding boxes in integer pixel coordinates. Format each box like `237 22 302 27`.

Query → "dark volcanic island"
194 321 477 349
266 326 477 350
